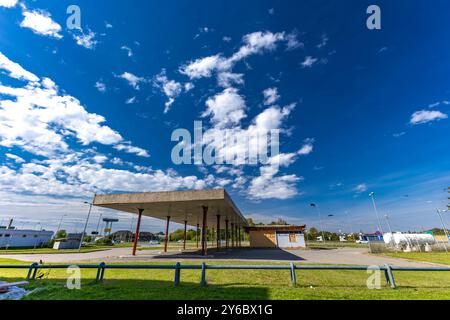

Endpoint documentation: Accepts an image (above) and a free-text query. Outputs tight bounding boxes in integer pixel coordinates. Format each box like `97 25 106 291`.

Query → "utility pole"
437 209 449 253
369 192 384 234
79 201 93 251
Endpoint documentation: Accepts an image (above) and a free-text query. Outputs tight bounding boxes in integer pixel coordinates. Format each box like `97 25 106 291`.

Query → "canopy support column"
132 209 143 256
164 216 171 253
196 223 199 248
216 215 221 251
183 220 187 250
231 223 235 248
225 219 229 249
201 206 208 256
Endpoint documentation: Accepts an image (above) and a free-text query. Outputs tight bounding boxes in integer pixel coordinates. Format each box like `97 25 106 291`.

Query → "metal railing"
1 262 450 289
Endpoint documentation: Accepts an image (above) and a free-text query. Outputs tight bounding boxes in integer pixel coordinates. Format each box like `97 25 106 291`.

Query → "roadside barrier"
1 262 450 289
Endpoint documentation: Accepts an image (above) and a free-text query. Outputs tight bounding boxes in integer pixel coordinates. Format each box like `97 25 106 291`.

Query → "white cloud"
0 52 39 82
217 72 244 88
263 87 280 106
301 56 318 68
125 96 136 104
410 110 448 125
72 29 97 49
354 184 368 193
5 153 25 163
0 52 148 158
0 0 18 8
117 72 145 90
121 45 133 57
20 10 63 39
180 55 227 80
248 172 302 200
428 100 449 108
317 34 329 49
95 81 106 93
203 88 247 128
180 31 293 82
153 70 185 113
114 144 150 158
285 31 303 51
297 139 314 155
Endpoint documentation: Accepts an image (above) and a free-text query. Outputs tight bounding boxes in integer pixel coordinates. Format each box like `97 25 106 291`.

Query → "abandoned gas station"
93 189 306 256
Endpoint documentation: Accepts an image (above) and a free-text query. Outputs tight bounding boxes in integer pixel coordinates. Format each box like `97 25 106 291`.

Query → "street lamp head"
369 192 374 197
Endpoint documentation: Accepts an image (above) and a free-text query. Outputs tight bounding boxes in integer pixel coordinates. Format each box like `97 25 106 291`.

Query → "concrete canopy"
92 189 248 228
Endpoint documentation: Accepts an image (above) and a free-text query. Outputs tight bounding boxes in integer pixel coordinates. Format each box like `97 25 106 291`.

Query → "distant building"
53 233 82 250
0 229 54 248
245 225 306 248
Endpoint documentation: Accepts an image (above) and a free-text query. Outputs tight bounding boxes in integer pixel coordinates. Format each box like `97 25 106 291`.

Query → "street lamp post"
34 223 42 250
95 213 103 236
437 209 449 253
345 211 354 236
310 203 326 243
56 214 67 236
79 201 93 251
369 192 384 234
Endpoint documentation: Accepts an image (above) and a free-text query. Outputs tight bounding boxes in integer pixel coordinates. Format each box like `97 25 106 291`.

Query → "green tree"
269 218 288 225
55 229 67 239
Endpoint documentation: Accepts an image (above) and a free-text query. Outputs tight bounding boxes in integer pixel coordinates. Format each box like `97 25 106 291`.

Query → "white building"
0 229 54 248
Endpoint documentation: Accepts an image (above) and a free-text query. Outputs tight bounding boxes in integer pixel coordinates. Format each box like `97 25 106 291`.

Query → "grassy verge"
376 252 450 265
306 241 368 249
0 244 130 255
0 258 449 300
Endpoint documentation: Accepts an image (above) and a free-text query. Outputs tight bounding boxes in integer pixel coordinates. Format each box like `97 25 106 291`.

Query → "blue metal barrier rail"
1 262 450 289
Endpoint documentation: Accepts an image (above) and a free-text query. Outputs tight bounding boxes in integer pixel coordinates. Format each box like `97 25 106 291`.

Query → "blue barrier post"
200 263 207 287
384 264 396 289
174 262 181 286
290 262 297 286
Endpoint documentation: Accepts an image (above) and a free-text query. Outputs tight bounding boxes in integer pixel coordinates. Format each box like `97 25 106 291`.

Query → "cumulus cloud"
263 87 280 106
410 110 448 125
20 9 63 39
153 70 187 113
179 31 294 83
0 52 149 158
5 153 25 163
0 0 18 8
95 81 106 93
117 72 145 90
113 144 150 158
121 45 133 57
0 52 39 82
203 88 247 128
301 56 318 68
72 29 98 49
354 184 368 193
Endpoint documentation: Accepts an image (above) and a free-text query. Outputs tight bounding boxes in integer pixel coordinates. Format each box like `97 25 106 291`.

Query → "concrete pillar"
132 209 143 256
196 223 199 248
216 215 221 251
164 216 171 253
225 219 229 249
201 206 208 256
238 227 241 247
183 220 187 250
231 223 235 248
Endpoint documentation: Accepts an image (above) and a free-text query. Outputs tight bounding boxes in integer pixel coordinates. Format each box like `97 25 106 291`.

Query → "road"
0 247 440 267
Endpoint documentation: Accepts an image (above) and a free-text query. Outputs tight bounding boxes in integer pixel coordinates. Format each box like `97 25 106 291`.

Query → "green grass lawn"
377 252 450 265
306 241 368 249
0 244 131 255
1 258 450 300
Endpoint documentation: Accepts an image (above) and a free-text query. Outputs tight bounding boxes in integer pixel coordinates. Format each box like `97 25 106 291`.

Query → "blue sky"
0 0 449 234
